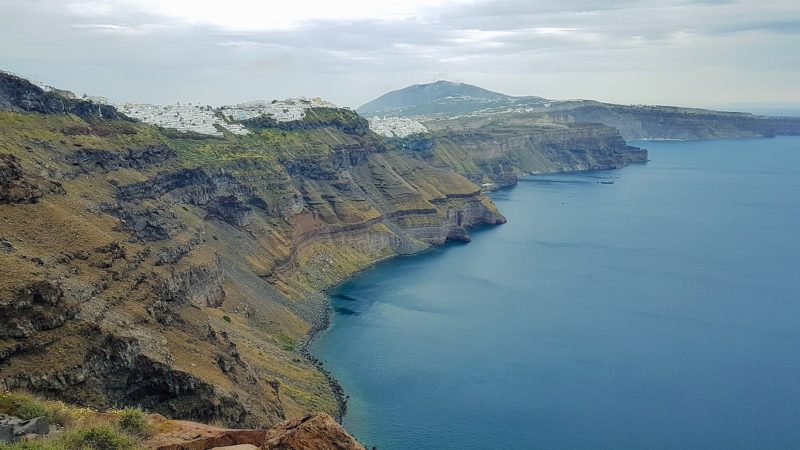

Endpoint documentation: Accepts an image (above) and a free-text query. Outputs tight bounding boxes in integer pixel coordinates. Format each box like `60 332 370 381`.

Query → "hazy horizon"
2 0 799 110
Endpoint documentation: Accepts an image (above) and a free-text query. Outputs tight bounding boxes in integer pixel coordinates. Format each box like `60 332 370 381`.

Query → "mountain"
357 80 548 118
360 81 800 140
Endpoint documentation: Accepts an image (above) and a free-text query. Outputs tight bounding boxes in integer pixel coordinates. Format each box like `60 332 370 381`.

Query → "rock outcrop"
144 413 362 450
0 71 125 119
0 415 50 443
263 414 365 450
0 154 64 204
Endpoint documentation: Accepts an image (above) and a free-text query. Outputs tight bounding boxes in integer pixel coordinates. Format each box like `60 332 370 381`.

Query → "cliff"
399 116 647 188
0 71 124 120
0 71 505 429
549 101 800 140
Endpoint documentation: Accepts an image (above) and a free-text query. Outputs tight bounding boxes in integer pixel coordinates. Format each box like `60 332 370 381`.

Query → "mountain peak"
357 81 546 118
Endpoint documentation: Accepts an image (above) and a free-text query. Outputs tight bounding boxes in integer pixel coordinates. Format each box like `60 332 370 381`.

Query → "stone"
210 445 260 450
146 420 266 450
0 424 12 443
263 414 365 450
0 238 15 253
0 415 50 442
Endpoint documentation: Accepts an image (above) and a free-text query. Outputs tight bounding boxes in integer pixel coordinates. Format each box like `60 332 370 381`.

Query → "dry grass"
0 392 151 450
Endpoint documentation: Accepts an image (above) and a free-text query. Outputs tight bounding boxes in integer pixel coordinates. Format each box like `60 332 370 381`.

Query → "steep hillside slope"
0 72 504 428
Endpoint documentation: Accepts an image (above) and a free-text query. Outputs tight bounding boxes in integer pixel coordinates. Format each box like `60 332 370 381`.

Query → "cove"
309 137 800 449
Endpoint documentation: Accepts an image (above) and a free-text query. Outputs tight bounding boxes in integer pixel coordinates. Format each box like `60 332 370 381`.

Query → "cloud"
0 0 797 107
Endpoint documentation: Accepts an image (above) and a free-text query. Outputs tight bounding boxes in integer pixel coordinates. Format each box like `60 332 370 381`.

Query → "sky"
1 0 798 109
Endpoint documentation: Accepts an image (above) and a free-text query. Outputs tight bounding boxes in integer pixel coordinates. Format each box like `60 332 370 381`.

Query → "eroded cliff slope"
0 72 504 428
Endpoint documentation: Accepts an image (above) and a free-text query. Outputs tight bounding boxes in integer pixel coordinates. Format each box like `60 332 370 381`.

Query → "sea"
309 137 800 449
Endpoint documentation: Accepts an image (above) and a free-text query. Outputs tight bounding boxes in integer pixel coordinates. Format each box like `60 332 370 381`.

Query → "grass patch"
115 408 152 437
0 424 138 450
277 333 296 352
0 393 147 450
60 425 137 450
0 392 76 427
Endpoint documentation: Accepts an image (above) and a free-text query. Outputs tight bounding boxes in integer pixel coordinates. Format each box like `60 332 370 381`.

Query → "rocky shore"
298 296 348 423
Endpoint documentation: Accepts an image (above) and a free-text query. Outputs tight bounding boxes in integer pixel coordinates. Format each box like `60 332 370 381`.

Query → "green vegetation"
115 409 152 437
58 425 137 450
0 392 76 427
0 425 137 450
0 393 142 450
278 333 296 352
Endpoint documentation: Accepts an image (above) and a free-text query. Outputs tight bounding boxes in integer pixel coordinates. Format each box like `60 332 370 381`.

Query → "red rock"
145 419 266 450
263 414 365 450
210 445 260 450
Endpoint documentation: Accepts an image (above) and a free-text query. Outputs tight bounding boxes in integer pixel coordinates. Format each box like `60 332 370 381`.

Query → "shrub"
0 392 74 427
116 408 151 437
60 425 136 450
0 441 60 450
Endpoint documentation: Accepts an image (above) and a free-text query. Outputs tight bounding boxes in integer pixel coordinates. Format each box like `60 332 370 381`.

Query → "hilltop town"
367 116 428 138
116 97 338 136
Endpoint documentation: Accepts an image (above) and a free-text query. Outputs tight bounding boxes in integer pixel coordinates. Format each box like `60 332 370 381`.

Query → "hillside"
357 80 547 118
360 81 800 140
0 71 505 428
545 100 800 140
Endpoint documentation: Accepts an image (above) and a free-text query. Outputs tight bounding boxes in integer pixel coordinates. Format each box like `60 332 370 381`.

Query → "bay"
310 137 800 449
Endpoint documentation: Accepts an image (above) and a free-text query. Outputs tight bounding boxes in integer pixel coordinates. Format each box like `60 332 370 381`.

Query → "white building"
115 97 338 137
368 116 428 138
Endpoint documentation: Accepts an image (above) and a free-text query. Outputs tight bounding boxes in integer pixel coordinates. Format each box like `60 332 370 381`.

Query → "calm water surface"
309 137 800 449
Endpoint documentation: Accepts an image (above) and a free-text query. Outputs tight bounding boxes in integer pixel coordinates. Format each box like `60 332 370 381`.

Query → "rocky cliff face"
416 118 647 188
0 71 505 429
0 71 124 119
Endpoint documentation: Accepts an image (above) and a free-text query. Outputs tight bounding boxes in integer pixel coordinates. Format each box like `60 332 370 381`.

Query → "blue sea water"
309 137 800 450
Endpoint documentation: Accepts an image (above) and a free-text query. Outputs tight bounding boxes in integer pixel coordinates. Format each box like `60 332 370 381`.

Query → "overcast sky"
1 0 798 109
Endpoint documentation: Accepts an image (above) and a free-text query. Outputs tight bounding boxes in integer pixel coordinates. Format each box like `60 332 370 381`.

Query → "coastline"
299 156 649 424
298 230 498 424
299 249 421 423
299 300 348 422
296 161 646 426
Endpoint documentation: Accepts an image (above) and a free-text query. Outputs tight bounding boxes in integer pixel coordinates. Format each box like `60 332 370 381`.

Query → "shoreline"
298 300 348 423
298 250 408 423
296 161 644 426
298 224 509 425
